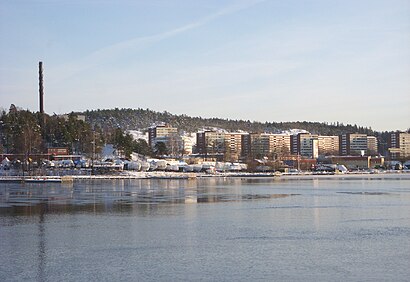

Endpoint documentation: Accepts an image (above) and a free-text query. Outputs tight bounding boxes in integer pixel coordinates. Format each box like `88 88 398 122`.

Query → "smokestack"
39 61 44 114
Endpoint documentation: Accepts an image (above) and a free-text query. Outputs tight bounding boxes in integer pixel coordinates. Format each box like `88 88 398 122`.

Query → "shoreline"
1 170 410 182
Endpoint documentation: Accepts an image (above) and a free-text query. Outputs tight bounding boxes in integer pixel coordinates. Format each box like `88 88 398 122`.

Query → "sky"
0 0 409 131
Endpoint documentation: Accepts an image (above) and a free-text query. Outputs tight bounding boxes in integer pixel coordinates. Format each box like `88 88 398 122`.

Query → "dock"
0 176 64 183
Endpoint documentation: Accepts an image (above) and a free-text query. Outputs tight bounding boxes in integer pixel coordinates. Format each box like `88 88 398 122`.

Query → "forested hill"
82 108 375 136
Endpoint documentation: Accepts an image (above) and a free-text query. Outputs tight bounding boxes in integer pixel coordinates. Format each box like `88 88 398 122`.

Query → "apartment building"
388 132 410 159
367 136 378 155
291 133 319 159
148 125 180 154
249 133 271 158
339 133 378 156
339 133 367 156
241 133 291 159
268 134 291 157
224 132 245 161
181 135 194 155
196 131 226 155
152 124 386 161
318 135 339 156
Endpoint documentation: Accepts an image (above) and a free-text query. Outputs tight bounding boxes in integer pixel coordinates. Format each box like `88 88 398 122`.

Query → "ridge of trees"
83 107 377 136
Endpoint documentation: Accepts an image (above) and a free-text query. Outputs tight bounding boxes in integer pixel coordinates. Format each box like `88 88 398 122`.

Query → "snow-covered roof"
1 157 10 165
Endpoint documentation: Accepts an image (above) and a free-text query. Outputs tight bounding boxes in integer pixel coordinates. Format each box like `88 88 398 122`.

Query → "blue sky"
1 0 409 131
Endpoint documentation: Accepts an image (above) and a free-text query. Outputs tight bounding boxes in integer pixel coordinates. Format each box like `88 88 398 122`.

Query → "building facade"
318 135 339 156
339 133 371 156
291 133 319 159
268 134 291 158
224 133 245 161
241 133 291 159
148 125 182 155
249 133 271 158
181 135 193 155
367 136 378 155
196 131 226 156
388 132 410 159
328 156 384 170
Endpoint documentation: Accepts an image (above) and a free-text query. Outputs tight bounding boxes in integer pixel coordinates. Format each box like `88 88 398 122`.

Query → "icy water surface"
1 176 410 281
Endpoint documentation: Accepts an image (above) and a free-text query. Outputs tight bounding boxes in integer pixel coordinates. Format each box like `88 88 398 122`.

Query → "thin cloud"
51 0 265 82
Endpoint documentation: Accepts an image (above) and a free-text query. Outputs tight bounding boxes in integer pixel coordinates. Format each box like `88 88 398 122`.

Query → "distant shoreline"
277 172 410 180
1 170 409 182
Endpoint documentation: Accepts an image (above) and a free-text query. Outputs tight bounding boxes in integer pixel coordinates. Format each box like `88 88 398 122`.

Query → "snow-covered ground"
128 130 148 142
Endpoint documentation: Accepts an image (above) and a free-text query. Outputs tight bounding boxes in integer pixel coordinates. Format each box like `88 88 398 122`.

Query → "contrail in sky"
51 0 266 82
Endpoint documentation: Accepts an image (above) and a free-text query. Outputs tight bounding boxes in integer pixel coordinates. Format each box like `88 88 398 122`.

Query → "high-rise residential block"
291 133 319 159
241 133 291 159
148 124 179 150
388 132 410 159
339 133 376 156
318 135 339 156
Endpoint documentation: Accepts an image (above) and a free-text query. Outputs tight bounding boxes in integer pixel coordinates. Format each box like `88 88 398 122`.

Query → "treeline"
0 106 151 159
0 107 99 157
83 107 377 135
110 127 152 158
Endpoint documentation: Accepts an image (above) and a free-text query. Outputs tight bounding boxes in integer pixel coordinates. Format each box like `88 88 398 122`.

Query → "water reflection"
37 204 46 282
1 177 410 281
2 176 407 217
0 178 295 216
